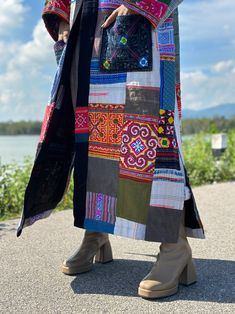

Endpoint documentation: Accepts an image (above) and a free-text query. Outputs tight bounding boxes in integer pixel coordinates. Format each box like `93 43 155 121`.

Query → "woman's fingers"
101 10 118 28
62 30 69 43
58 20 70 43
101 5 138 28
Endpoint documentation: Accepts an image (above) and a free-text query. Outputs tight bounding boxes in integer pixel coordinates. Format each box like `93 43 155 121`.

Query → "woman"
17 0 205 299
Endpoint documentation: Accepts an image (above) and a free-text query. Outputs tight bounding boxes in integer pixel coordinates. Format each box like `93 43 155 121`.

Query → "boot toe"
139 279 162 291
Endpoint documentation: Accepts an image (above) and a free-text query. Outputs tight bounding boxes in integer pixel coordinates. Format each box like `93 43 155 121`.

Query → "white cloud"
0 19 55 121
181 59 235 110
181 70 208 83
212 60 235 73
0 0 28 34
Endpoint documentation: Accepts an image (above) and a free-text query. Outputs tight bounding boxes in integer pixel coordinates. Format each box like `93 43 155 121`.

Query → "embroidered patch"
85 192 117 225
119 114 159 182
157 109 176 138
155 109 180 169
88 103 124 160
75 107 89 142
157 18 175 59
39 103 55 143
176 83 182 120
100 15 152 73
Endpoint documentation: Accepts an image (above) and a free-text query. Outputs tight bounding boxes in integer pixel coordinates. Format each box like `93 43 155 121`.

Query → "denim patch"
100 15 152 73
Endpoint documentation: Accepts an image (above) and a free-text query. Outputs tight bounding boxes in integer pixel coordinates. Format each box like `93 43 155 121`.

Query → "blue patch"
160 60 176 110
90 59 127 84
84 219 114 233
75 133 89 143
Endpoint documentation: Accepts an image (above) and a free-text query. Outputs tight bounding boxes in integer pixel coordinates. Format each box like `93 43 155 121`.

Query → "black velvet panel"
100 15 152 72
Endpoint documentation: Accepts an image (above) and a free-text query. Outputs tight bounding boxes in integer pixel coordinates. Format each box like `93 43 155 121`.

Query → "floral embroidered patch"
100 15 152 73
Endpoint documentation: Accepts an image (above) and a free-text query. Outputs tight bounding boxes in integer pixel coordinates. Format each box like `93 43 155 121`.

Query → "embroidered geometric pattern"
119 113 159 182
157 109 176 139
157 18 175 60
75 107 89 142
75 107 89 133
39 103 55 143
176 83 182 120
155 109 180 169
88 103 125 160
100 14 152 72
85 192 117 224
123 0 168 28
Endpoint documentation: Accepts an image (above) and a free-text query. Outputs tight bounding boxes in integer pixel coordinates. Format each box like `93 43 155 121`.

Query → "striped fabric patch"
90 58 127 84
150 168 185 210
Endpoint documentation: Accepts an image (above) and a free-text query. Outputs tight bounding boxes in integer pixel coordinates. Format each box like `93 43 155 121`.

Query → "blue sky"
0 0 235 121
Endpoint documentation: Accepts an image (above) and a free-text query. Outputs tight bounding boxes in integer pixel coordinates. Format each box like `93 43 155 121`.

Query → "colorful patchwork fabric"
17 0 205 244
100 15 152 72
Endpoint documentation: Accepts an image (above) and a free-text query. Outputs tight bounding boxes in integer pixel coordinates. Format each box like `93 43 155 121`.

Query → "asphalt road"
1 182 235 313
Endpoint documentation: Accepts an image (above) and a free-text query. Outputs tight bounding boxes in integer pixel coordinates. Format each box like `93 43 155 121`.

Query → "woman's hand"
101 4 137 28
58 20 70 43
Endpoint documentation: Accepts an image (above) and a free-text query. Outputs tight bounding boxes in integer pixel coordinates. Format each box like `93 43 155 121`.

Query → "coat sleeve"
42 0 70 41
122 0 183 28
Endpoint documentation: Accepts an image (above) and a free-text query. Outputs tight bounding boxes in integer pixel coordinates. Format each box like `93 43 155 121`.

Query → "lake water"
0 134 195 165
0 135 39 165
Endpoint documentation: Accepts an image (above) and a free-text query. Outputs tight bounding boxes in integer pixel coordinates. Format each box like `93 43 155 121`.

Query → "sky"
0 0 235 121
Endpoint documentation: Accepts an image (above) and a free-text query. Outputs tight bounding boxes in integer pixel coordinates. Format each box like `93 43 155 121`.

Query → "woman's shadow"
70 253 235 303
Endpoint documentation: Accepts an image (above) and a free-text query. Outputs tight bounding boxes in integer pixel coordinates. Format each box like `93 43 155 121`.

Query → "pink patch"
136 0 168 18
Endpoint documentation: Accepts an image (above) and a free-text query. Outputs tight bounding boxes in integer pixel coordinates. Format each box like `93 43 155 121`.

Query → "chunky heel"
179 259 197 286
95 240 113 263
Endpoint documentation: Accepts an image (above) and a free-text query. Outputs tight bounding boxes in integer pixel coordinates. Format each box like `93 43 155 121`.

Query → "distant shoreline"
0 134 40 136
1 117 235 135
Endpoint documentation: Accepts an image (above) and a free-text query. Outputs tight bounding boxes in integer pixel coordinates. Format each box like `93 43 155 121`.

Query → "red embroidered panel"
75 107 89 134
39 103 55 143
176 83 182 120
119 113 159 182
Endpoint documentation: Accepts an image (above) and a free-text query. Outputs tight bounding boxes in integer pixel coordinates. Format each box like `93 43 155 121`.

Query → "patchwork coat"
17 0 205 243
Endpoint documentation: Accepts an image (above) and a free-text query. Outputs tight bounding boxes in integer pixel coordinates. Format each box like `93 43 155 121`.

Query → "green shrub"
183 131 235 185
0 157 74 220
183 133 216 186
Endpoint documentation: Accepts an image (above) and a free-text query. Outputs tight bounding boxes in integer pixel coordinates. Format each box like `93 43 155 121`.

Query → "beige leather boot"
61 231 113 275
138 213 197 299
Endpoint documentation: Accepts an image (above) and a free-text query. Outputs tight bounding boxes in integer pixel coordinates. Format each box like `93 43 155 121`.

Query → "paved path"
1 182 235 313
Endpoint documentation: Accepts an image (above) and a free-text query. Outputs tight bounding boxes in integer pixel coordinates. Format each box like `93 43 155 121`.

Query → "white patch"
114 217 146 240
89 83 126 104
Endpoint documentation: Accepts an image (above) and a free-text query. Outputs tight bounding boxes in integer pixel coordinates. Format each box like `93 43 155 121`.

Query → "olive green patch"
116 178 151 224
